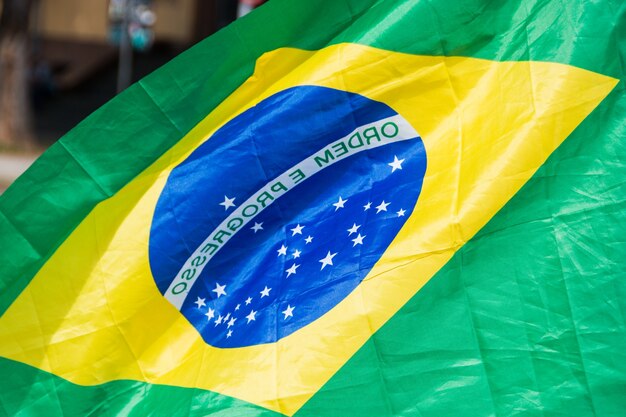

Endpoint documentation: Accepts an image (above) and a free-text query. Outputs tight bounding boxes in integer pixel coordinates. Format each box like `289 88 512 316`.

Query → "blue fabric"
150 86 427 347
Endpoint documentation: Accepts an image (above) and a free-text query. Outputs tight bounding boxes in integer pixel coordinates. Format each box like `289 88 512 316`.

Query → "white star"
319 251 337 270
285 263 300 277
388 155 405 172
292 249 301 259
212 282 227 298
305 235 313 244
227 329 233 338
260 286 271 298
246 310 257 323
332 196 348 211
376 201 390 213
194 297 206 309
397 208 406 217
277 244 288 256
251 222 264 233
364 202 372 211
224 313 231 322
235 304 240 311
245 297 252 305
347 223 361 236
219 195 236 210
205 308 215 320
352 233 366 246
291 224 304 236
214 314 223 326
282 305 295 319
227 317 237 328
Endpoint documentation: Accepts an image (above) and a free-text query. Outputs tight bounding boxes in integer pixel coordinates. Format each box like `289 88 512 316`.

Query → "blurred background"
0 0 268 194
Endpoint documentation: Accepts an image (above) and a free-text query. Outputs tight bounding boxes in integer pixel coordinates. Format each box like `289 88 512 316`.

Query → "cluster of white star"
193 279 294 339
191 154 407 341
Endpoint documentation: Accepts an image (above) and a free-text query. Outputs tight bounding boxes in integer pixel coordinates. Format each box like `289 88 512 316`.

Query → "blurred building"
10 0 249 143
37 0 200 46
0 0 267 144
32 0 219 90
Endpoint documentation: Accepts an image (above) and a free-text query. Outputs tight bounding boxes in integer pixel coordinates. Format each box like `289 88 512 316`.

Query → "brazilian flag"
1 0 625 416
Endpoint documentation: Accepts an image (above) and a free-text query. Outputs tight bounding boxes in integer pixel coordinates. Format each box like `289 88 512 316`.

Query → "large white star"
352 233 366 246
277 244 288 256
260 286 271 298
285 263 300 277
251 222 264 233
376 201 390 213
282 305 295 319
227 317 237 328
397 208 406 217
388 155 405 172
212 282 227 298
305 235 314 244
332 196 348 211
219 195 236 210
319 251 337 270
205 307 215 320
291 224 304 236
246 310 257 323
194 297 206 309
292 249 301 259
347 223 361 236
